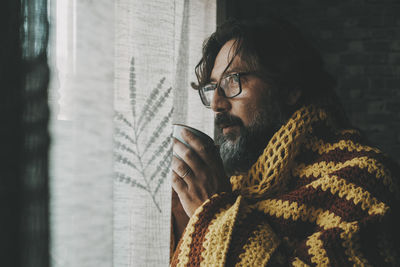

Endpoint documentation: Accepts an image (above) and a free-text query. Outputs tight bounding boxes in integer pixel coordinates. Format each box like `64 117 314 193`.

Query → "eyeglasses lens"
220 75 240 97
201 84 215 107
200 74 241 107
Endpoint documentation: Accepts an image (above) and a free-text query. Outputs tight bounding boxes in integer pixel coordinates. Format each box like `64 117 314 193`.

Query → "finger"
171 170 187 194
171 154 194 185
173 138 205 173
180 129 218 166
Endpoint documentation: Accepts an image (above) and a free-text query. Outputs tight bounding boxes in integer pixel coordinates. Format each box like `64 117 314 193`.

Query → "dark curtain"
1 0 49 266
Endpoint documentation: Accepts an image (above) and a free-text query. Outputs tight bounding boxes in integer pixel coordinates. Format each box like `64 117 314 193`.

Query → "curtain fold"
48 0 215 266
48 0 114 266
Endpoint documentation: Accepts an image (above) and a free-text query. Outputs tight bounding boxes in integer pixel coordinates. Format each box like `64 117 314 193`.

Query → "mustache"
214 113 243 128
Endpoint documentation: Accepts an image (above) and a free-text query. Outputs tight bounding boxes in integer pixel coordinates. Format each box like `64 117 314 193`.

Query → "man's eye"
226 77 236 87
237 74 247 82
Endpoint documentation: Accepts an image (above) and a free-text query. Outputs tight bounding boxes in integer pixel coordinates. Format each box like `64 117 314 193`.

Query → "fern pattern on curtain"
49 0 215 266
114 1 215 266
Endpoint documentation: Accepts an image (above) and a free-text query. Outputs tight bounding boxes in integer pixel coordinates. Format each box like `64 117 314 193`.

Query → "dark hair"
194 17 348 122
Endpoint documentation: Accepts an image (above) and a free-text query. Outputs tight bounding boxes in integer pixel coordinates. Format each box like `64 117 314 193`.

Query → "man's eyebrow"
209 67 246 82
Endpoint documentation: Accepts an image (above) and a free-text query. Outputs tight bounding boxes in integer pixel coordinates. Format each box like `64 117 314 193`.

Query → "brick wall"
226 0 400 163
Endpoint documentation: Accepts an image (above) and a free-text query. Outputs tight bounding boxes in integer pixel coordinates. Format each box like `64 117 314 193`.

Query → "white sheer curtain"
114 1 215 266
49 0 215 266
48 0 114 266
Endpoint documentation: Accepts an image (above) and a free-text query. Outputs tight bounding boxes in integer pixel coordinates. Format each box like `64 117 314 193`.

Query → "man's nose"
211 87 231 113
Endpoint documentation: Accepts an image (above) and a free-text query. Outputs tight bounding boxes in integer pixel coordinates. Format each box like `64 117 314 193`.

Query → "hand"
171 189 189 248
171 128 231 218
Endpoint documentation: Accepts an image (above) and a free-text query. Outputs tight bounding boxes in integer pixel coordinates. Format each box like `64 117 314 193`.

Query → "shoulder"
292 127 400 211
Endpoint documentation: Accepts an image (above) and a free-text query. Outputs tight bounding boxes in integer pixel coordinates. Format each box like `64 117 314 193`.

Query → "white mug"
172 124 214 159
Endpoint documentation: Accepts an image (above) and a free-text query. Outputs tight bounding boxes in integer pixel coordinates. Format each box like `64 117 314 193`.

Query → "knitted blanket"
170 105 400 266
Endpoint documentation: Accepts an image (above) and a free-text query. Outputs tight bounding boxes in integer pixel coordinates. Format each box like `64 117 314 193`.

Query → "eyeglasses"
198 72 252 108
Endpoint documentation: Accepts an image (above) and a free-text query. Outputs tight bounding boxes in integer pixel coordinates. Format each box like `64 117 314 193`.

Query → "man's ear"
286 89 302 106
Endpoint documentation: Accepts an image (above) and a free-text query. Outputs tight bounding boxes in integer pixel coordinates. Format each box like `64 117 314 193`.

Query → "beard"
215 104 285 177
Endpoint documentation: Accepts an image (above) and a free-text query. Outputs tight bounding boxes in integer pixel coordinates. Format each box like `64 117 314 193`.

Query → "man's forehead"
210 52 247 82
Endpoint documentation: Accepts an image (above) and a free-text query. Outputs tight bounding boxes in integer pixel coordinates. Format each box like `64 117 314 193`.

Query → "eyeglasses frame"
198 72 253 108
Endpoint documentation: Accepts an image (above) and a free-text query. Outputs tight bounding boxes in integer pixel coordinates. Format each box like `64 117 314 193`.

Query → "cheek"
229 79 272 126
230 98 263 127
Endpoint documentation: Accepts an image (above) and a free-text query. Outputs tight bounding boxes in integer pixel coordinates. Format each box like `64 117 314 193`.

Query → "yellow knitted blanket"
171 105 400 266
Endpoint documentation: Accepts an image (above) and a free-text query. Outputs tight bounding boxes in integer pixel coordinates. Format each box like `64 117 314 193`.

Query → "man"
170 18 400 266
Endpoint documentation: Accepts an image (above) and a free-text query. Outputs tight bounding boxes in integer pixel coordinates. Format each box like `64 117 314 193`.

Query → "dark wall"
223 0 400 163
1 1 50 266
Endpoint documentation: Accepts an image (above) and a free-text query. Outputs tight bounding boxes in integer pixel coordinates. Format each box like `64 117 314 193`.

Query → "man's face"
210 39 286 176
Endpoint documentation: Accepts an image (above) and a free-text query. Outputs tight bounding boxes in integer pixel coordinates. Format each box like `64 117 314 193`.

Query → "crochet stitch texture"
170 105 400 267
